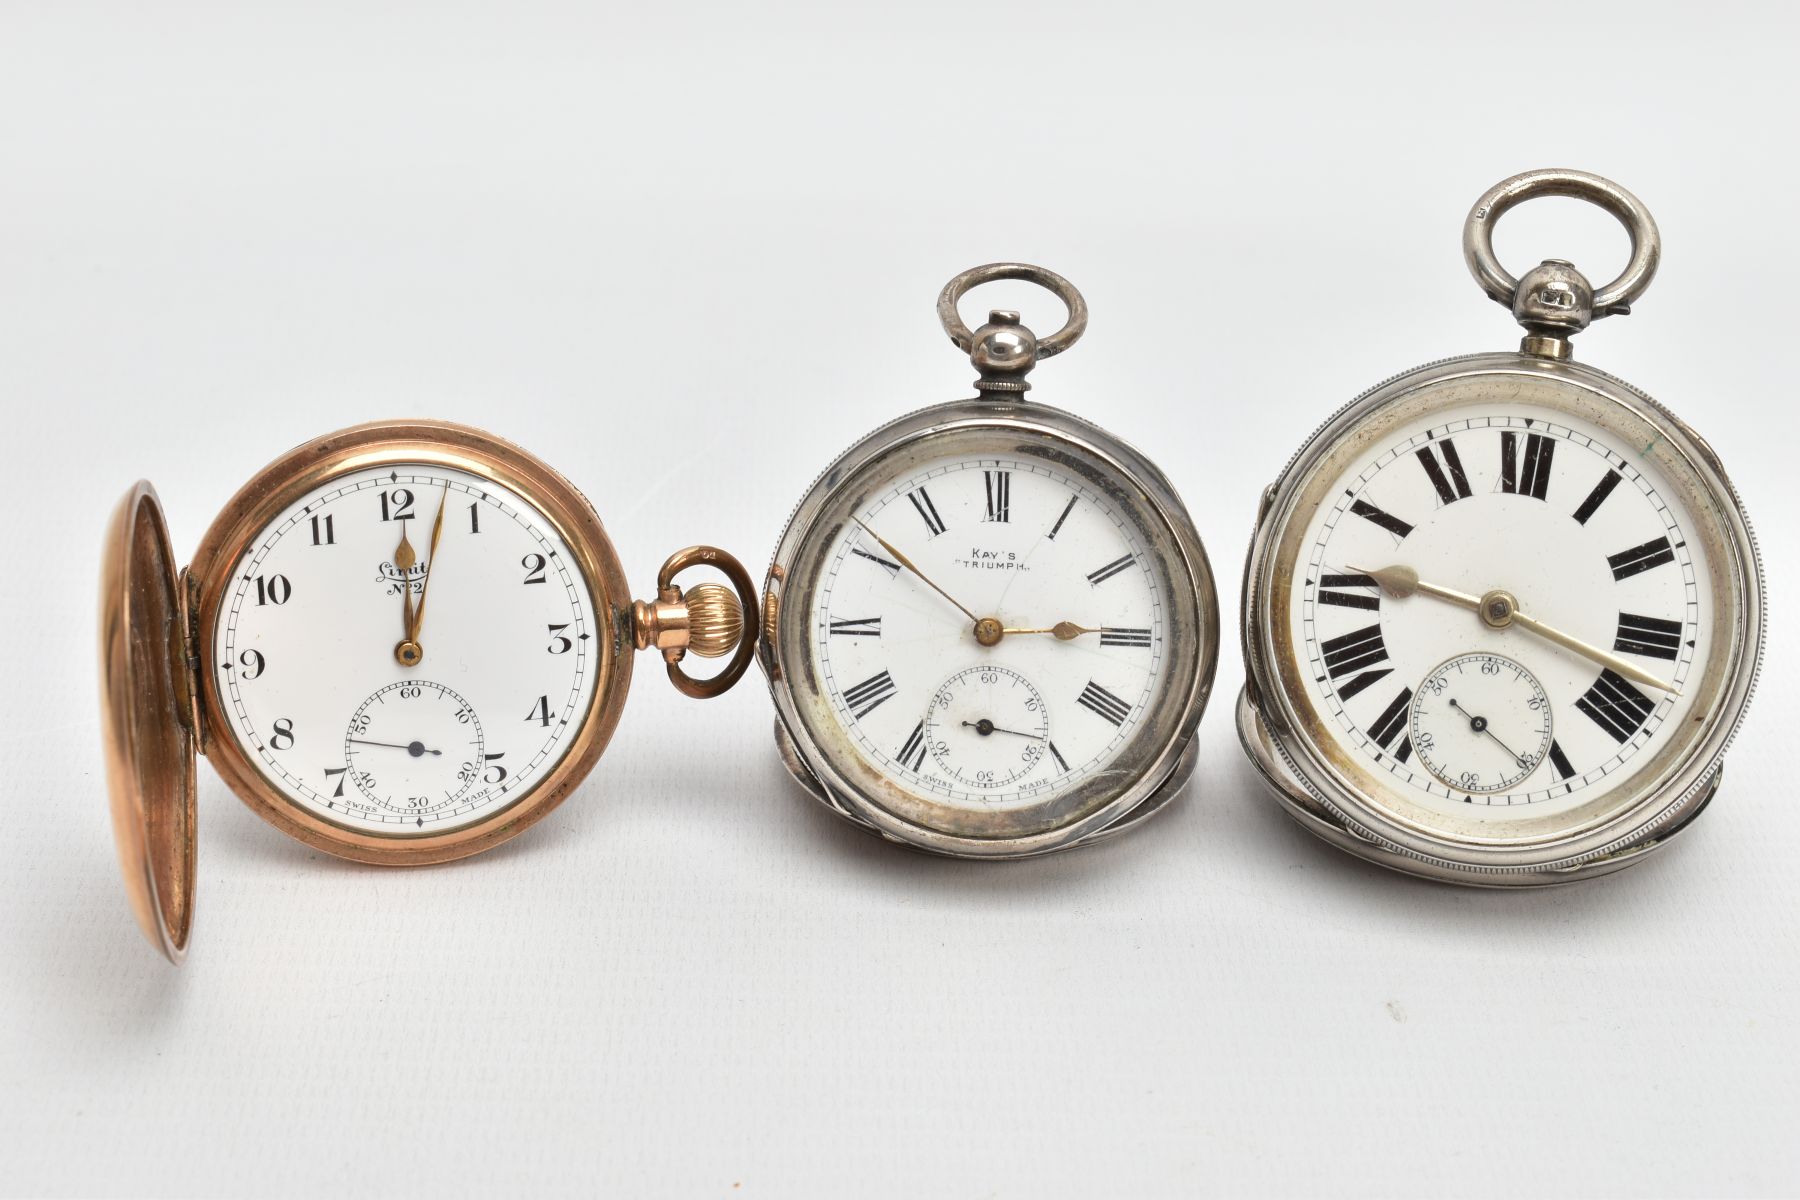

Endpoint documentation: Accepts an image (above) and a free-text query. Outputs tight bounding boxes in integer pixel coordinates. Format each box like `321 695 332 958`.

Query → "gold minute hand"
851 517 980 626
409 486 450 644
1354 563 1681 696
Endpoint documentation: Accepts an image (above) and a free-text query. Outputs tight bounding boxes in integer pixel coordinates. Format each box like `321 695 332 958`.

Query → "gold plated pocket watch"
760 265 1220 858
1239 169 1764 885
100 420 756 961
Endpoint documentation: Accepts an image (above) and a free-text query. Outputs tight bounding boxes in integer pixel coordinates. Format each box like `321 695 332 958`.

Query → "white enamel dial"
1289 405 1711 824
809 452 1172 816
215 464 600 834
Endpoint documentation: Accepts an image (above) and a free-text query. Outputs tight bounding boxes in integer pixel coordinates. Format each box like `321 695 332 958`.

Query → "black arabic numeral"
270 718 295 751
253 574 291 606
522 553 548 585
238 649 265 679
380 489 416 521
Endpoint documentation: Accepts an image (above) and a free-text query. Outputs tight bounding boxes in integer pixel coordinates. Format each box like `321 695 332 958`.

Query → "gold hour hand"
1001 621 1102 640
1352 563 1681 696
394 523 421 667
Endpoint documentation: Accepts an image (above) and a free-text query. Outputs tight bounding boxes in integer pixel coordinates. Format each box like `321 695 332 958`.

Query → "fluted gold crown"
683 582 743 658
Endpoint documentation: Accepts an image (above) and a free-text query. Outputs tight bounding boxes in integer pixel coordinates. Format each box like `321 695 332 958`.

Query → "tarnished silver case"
1239 351 1764 886
761 398 1220 859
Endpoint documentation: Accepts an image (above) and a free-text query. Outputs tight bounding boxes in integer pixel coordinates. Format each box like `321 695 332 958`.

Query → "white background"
2 4 1795 1197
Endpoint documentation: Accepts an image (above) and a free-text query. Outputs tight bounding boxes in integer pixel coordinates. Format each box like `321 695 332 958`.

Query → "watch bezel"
763 398 1220 859
187 420 635 866
1241 352 1764 882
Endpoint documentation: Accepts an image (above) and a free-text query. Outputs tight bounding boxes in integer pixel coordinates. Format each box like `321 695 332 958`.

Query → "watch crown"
636 545 758 700
682 582 743 659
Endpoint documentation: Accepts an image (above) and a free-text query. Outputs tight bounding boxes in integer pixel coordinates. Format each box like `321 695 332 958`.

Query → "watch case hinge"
177 567 208 755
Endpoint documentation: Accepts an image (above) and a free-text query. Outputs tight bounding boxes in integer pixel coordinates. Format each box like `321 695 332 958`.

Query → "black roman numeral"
1368 687 1413 763
1608 536 1676 581
1099 627 1152 648
897 721 926 772
1500 431 1555 500
1047 741 1070 772
1349 497 1414 540
906 487 946 537
1048 493 1077 540
843 670 898 719
829 616 882 637
1614 612 1682 660
983 470 1010 523
1572 469 1623 525
1087 554 1136 586
1547 739 1576 781
1317 572 1380 611
851 546 901 577
1076 680 1132 727
1415 439 1473 506
1321 623 1391 701
1574 669 1656 743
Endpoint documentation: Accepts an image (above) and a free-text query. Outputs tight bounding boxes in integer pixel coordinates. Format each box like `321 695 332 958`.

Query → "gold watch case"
99 419 756 962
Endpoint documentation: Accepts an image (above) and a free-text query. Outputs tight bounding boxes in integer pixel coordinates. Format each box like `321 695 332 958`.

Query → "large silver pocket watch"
760 265 1220 859
1239 170 1765 886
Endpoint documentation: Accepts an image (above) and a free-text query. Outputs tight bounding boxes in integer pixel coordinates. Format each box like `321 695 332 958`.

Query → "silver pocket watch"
760 265 1220 858
1239 169 1765 885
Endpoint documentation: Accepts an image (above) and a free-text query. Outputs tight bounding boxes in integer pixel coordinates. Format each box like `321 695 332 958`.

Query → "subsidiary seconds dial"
1408 654 1553 796
923 666 1051 789
343 681 486 821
